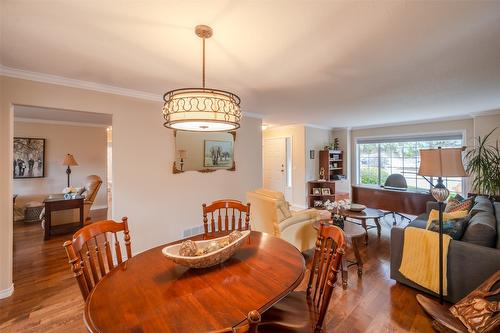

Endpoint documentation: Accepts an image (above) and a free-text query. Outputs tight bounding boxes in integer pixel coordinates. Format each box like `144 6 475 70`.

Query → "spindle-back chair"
63 217 132 300
202 199 251 238
257 223 345 332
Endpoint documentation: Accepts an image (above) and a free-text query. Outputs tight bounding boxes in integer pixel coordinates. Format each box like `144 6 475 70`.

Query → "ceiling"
14 105 112 126
2 1 500 128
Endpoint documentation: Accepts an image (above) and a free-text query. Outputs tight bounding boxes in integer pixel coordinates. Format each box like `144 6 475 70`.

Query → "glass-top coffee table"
313 220 365 289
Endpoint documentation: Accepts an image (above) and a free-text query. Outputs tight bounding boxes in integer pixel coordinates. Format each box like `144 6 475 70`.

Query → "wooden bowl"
161 230 250 268
349 203 366 212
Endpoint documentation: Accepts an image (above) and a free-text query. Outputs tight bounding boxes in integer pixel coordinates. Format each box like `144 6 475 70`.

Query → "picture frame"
13 137 45 179
321 188 331 195
312 188 321 195
204 140 234 168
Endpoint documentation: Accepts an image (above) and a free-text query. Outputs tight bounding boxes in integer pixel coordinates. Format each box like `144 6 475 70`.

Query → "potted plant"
464 128 500 200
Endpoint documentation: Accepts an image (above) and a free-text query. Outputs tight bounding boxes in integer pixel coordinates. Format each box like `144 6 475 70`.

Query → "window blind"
356 133 463 145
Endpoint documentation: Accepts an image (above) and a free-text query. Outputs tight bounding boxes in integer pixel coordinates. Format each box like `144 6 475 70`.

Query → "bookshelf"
319 150 344 181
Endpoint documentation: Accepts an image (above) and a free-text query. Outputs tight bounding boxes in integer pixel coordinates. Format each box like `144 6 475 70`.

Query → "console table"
351 185 435 216
43 195 84 240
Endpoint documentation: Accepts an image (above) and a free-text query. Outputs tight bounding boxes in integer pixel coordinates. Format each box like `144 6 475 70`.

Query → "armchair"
82 175 102 222
246 188 320 252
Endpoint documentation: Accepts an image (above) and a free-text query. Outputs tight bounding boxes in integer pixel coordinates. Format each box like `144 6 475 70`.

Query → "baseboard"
91 205 108 211
0 283 14 299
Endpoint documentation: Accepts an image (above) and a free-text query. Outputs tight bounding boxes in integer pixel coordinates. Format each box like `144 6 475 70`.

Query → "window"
357 134 464 194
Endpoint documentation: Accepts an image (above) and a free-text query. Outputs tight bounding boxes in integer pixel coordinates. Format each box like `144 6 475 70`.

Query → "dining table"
84 231 306 333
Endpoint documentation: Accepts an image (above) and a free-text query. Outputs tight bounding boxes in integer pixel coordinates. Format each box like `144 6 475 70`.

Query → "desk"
43 195 84 240
84 231 305 333
351 185 435 216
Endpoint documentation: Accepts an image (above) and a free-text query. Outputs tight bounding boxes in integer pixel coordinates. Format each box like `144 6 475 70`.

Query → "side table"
43 195 84 240
340 207 384 244
313 220 365 289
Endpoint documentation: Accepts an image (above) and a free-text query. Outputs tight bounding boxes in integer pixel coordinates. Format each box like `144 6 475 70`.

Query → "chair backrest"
307 223 345 331
384 173 408 189
203 200 251 237
84 175 102 203
63 217 132 300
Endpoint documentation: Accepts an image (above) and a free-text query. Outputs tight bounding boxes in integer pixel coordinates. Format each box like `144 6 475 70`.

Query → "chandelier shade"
162 88 241 131
162 25 241 132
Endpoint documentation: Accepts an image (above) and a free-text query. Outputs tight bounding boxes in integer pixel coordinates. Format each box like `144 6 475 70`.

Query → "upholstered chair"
82 175 102 222
246 188 321 252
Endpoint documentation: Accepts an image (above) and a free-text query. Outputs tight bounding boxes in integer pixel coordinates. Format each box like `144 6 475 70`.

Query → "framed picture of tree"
13 137 45 179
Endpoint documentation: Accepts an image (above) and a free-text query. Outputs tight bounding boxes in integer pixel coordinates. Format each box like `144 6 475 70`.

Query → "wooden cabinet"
307 181 349 208
319 150 344 181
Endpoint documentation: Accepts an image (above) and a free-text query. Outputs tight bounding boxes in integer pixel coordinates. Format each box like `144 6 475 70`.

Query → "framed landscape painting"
204 140 233 168
13 137 45 179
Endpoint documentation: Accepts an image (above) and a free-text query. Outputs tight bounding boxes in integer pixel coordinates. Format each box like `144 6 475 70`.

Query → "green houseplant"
464 128 500 197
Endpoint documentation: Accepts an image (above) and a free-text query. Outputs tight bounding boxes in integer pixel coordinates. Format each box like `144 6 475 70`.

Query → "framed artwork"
204 140 234 168
13 137 45 179
312 188 321 195
321 188 331 195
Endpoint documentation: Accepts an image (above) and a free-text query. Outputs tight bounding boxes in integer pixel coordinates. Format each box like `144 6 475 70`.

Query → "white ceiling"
2 1 500 128
14 105 112 126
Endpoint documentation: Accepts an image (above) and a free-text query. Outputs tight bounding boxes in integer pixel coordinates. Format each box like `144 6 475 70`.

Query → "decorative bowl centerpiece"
349 203 366 212
162 230 250 268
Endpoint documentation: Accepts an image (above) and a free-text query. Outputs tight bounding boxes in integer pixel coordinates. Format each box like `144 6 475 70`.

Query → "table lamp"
418 147 467 303
63 154 78 187
178 150 187 171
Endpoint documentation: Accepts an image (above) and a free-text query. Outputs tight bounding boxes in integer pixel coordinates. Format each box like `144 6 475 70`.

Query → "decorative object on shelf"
13 137 45 179
62 186 82 199
321 188 331 195
313 200 323 208
62 154 78 187
418 147 467 304
203 140 233 168
177 149 187 171
312 188 321 195
319 167 326 181
162 25 241 132
162 230 250 268
309 149 315 159
349 203 366 212
333 138 340 150
464 128 500 197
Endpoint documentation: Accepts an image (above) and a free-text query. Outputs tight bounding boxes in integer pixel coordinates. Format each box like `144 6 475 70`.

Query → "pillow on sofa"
445 197 474 213
426 209 468 229
427 217 468 240
461 211 497 247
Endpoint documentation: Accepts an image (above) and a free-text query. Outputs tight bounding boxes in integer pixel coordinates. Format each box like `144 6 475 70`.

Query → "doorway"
263 137 292 201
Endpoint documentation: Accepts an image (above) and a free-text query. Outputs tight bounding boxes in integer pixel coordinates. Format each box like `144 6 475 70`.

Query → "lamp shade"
418 148 467 177
178 150 187 159
62 154 78 166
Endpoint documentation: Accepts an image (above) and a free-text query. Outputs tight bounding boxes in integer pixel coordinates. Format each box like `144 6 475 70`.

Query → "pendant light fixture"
162 25 241 132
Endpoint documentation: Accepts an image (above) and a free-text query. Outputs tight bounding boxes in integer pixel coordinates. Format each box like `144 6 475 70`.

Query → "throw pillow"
426 209 469 229
445 197 474 213
427 217 468 240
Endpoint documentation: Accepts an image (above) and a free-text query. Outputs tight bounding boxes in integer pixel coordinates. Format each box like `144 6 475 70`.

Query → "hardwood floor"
0 213 435 332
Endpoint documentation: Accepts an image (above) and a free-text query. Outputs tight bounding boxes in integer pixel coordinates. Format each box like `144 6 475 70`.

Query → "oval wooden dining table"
84 231 305 333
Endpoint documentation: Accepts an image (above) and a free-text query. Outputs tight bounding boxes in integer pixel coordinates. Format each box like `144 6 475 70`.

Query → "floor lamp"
418 147 467 304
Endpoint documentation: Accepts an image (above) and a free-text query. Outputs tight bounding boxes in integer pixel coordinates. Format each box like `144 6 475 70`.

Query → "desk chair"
383 174 412 225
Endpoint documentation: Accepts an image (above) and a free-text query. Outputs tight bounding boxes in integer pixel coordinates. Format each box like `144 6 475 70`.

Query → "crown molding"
470 109 500 117
305 123 333 130
0 65 161 101
350 114 473 131
14 117 110 128
0 283 14 299
0 65 264 119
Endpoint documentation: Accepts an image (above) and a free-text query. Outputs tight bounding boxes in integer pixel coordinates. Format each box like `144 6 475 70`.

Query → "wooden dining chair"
202 199 251 238
63 217 132 300
257 224 345 333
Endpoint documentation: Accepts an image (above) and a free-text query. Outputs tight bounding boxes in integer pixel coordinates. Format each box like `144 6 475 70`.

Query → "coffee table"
313 220 365 289
340 207 384 244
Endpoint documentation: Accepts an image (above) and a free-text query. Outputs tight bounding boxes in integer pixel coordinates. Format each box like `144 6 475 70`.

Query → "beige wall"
473 112 500 144
263 125 306 207
349 118 474 187
304 126 331 181
0 76 262 296
13 121 108 208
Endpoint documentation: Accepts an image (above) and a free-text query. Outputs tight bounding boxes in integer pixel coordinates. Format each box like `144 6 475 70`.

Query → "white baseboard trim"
0 283 14 299
91 205 108 211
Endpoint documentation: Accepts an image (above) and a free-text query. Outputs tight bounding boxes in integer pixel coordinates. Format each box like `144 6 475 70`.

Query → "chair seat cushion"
258 291 318 333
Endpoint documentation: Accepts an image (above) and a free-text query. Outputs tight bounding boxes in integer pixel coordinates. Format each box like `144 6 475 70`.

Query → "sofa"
246 188 322 252
391 195 500 303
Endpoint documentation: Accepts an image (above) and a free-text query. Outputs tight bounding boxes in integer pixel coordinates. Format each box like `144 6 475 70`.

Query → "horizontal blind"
357 133 463 145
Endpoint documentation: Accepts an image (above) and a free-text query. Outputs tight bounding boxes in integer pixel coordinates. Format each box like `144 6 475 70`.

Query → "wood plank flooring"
0 213 435 332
